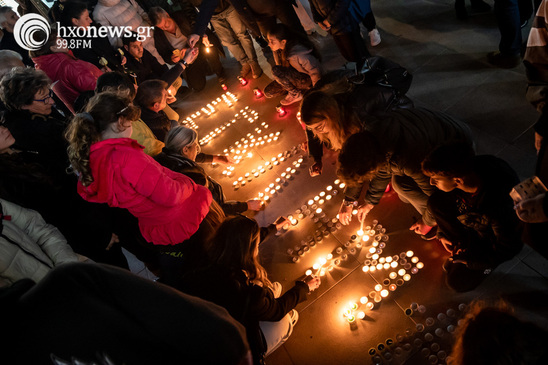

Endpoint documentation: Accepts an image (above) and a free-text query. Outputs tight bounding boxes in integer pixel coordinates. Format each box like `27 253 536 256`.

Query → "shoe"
271 281 282 298
239 63 251 78
250 61 263 79
217 69 228 84
470 0 491 12
420 226 438 241
280 92 303 106
487 51 520 69
369 29 381 47
289 309 299 326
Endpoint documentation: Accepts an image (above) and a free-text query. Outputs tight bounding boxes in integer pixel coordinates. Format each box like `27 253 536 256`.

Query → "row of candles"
253 157 307 202
232 153 302 189
198 107 260 146
343 250 424 323
220 130 284 178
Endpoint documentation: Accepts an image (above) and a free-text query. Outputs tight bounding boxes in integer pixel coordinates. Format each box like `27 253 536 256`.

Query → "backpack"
349 56 413 95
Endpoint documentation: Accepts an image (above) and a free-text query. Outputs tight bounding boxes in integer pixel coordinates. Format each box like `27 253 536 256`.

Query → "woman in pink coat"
65 92 212 247
32 35 103 113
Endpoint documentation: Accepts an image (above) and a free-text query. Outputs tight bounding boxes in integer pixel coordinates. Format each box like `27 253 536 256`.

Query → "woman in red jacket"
65 92 212 248
31 34 103 113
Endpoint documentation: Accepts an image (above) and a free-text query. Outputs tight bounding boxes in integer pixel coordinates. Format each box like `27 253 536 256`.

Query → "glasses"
34 89 54 104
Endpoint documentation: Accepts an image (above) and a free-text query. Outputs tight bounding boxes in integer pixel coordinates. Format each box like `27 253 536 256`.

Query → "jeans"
211 5 258 65
391 175 437 226
264 65 312 96
494 0 521 55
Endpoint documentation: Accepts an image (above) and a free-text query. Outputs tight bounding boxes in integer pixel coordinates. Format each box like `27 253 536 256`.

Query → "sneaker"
289 309 299 326
487 51 520 69
250 61 263 79
369 29 381 47
280 92 303 106
271 281 282 298
239 63 251 78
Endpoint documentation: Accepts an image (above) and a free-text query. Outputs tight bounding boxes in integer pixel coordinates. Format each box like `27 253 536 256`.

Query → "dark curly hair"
0 68 51 111
337 131 387 186
65 92 141 186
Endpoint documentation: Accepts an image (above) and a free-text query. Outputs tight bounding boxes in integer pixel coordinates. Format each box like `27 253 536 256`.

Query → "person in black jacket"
57 1 126 72
148 6 226 86
0 7 34 67
179 215 321 364
123 33 199 90
336 108 473 234
155 125 264 215
300 74 413 178
421 143 523 292
2 263 252 365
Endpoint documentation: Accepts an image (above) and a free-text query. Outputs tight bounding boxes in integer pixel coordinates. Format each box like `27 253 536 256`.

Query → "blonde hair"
65 92 141 186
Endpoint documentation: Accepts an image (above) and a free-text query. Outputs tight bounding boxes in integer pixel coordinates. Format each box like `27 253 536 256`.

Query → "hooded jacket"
77 138 212 246
0 199 78 287
32 52 102 112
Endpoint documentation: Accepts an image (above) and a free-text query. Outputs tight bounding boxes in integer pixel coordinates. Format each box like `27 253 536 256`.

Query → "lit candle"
380 289 389 297
305 269 312 276
416 262 424 269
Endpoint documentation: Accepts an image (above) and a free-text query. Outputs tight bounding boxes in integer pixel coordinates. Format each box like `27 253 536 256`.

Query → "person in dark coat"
57 1 126 72
336 108 474 234
179 215 321 365
421 143 523 292
148 6 226 85
0 7 34 67
155 125 264 215
308 0 370 69
123 33 199 90
0 68 69 173
299 73 413 177
2 263 252 365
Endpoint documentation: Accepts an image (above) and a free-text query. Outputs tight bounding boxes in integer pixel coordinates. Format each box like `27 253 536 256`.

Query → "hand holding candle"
304 275 321 291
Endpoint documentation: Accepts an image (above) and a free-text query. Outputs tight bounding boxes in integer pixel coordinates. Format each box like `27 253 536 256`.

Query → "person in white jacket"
92 0 166 65
0 198 79 286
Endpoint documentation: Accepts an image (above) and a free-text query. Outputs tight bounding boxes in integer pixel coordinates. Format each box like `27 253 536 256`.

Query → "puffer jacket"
0 199 78 286
78 138 212 246
33 52 102 112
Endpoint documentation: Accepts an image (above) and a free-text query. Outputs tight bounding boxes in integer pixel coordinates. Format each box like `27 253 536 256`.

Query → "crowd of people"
0 0 547 363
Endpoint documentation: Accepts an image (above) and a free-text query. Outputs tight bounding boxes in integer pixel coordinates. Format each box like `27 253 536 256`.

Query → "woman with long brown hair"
179 215 321 365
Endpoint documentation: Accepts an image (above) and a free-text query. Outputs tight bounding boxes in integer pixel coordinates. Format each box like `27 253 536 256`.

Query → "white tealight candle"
416 262 424 269
360 296 368 304
380 289 389 298
362 265 369 273
406 250 414 257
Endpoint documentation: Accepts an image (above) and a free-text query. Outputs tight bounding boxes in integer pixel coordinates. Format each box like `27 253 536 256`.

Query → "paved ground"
125 0 548 363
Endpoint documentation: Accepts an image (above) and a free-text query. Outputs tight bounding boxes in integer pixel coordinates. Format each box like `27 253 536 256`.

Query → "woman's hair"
29 30 59 58
65 91 141 186
58 1 88 28
337 131 387 186
95 72 137 101
299 80 359 151
0 67 51 111
208 215 273 290
164 125 197 155
267 23 320 62
451 300 548 365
